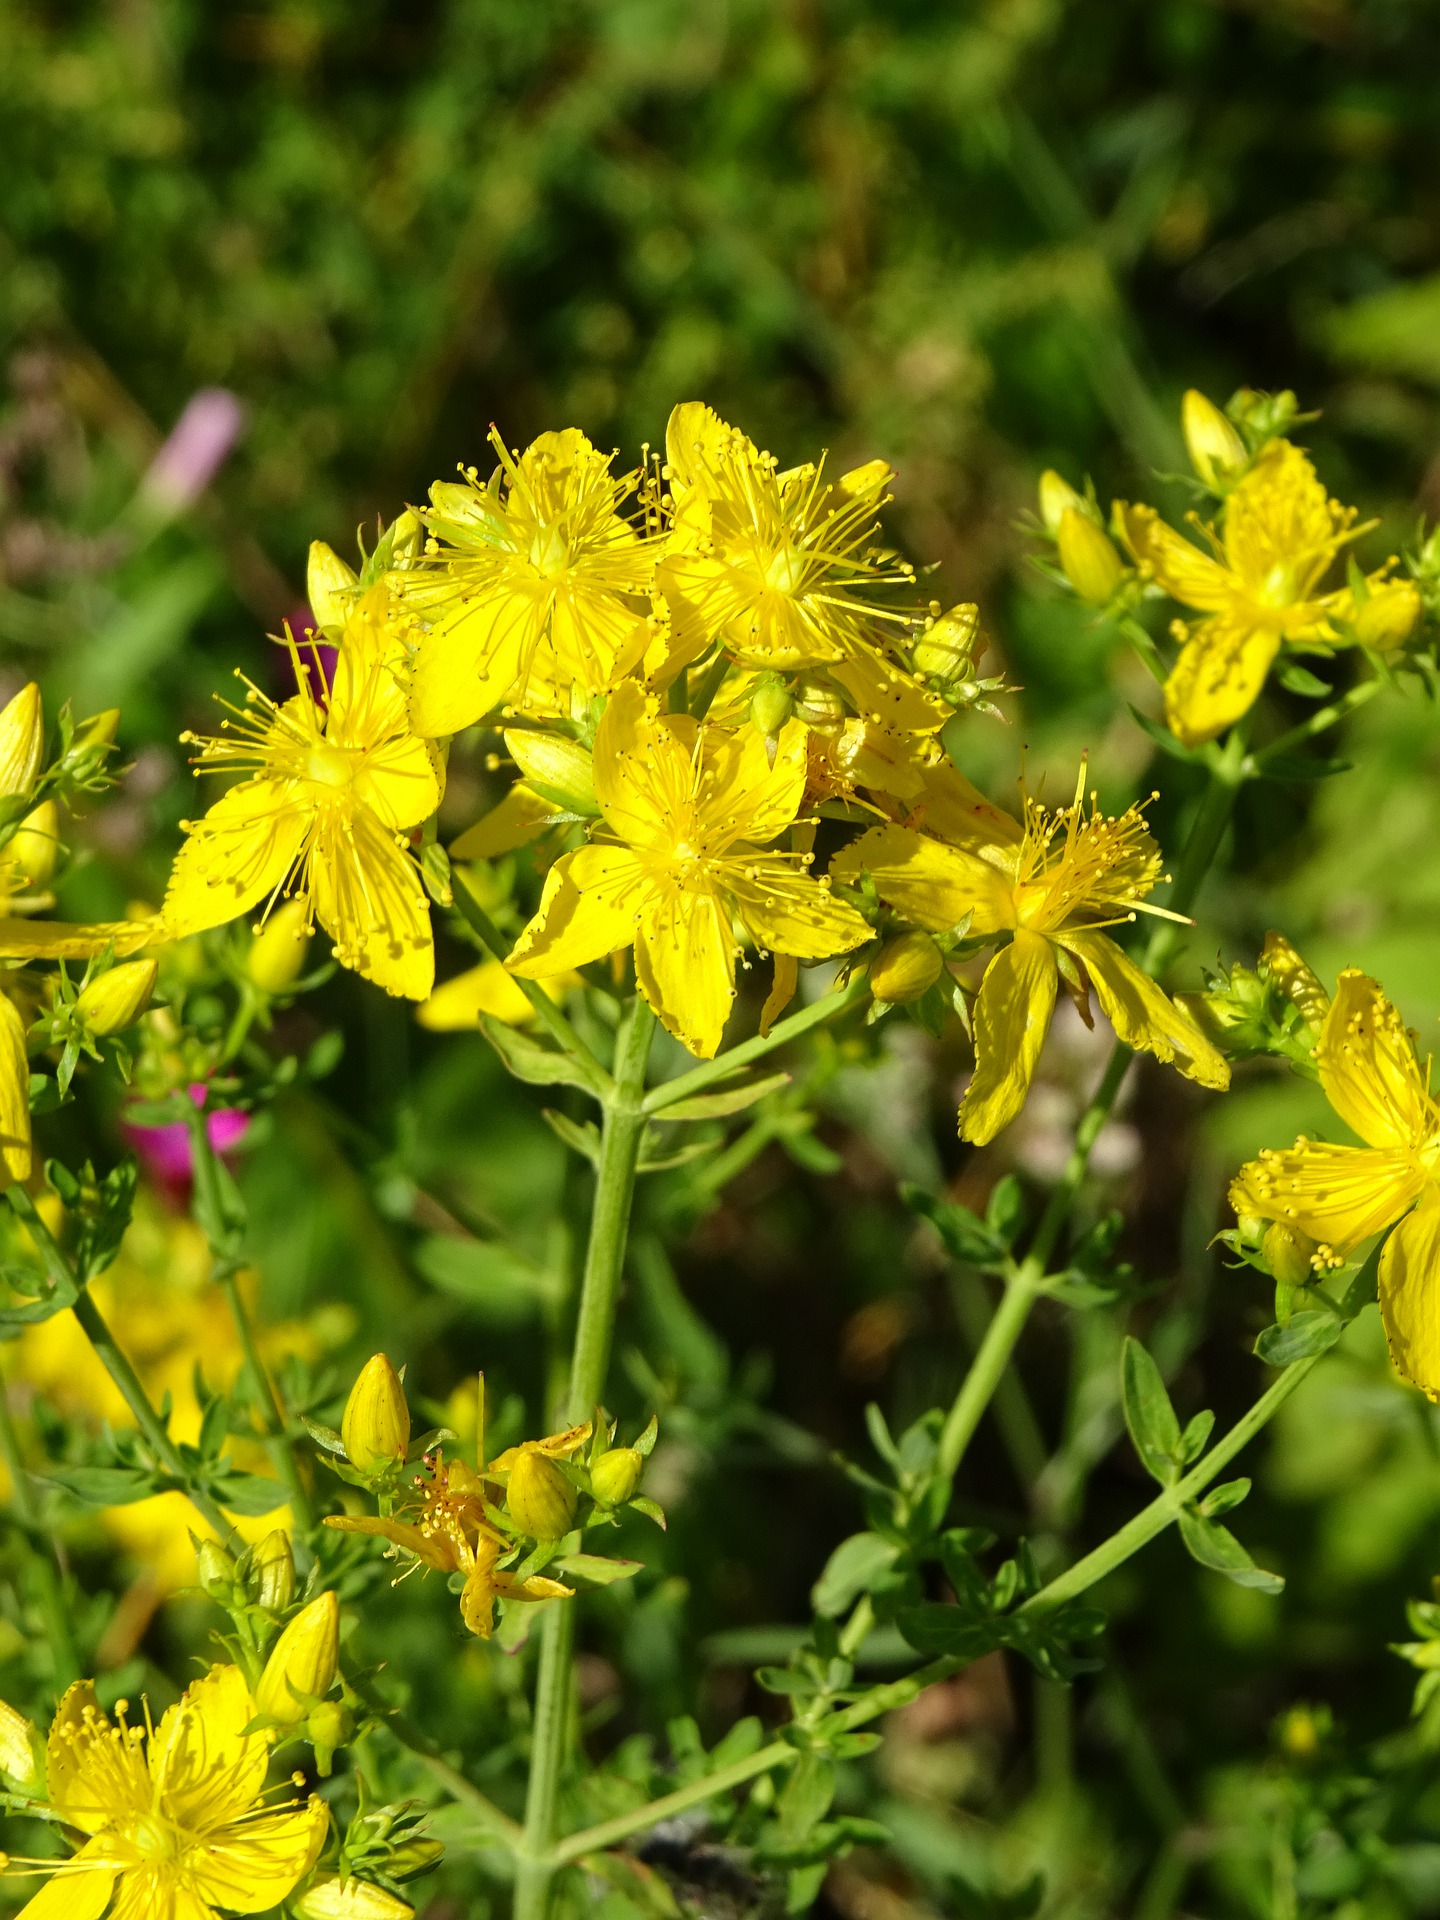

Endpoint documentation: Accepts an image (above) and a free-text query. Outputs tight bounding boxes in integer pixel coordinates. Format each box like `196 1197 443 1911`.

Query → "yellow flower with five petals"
505 681 872 1058
3 1664 327 1920
1230 969 1440 1398
163 586 440 999
831 766 1229 1142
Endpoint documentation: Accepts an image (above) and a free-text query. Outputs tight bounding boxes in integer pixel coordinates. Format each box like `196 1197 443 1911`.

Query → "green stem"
549 1738 795 1868
451 872 615 1096
514 995 657 1920
0 1358 81 1690
644 973 868 1115
1249 673 1380 769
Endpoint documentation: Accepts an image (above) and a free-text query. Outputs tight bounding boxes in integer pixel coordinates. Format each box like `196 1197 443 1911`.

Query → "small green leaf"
1255 1310 1344 1366
1120 1337 1184 1486
1276 662 1333 698
811 1531 900 1619
209 1471 288 1516
301 1417 347 1456
1199 1477 1251 1518
1177 1510 1283 1593
1180 1408 1215 1464
552 1553 641 1586
50 1465 163 1506
541 1109 602 1166
657 1071 791 1121
480 1017 607 1099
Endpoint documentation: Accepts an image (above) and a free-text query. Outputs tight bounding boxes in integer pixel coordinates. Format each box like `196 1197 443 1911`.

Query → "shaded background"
9 2 1440 1915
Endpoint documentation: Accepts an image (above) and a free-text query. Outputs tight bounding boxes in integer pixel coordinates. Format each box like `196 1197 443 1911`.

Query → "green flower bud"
248 1529 296 1613
195 1538 239 1600
1262 1222 1317 1289
1182 389 1247 489
307 1698 354 1776
503 730 599 815
307 540 359 631
256 1591 340 1727
1056 510 1126 605
0 684 43 800
341 1353 411 1475
75 958 158 1036
247 898 312 993
750 677 794 740
73 708 120 750
0 1698 39 1788
791 674 846 729
869 931 944 1004
386 1837 447 1881
8 800 60 890
507 1449 577 1539
590 1446 643 1508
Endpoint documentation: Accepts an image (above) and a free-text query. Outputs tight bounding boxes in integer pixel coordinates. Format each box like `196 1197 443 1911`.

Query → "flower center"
764 542 806 595
528 526 570 579
305 743 358 791
128 1812 181 1862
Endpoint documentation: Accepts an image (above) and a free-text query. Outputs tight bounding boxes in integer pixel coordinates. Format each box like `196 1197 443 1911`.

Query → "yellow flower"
506 681 871 1058
659 403 944 733
416 959 574 1031
832 766 1228 1142
1118 440 1377 747
403 427 658 737
3 1665 327 1919
163 586 440 1000
1230 969 1440 1397
341 1353 411 1475
255 1592 341 1727
1 991 30 1185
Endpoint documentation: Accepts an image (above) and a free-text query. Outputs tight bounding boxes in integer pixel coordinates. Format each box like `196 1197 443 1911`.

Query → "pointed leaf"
480 1015 607 1099
1177 1509 1283 1593
1121 1337 1184 1486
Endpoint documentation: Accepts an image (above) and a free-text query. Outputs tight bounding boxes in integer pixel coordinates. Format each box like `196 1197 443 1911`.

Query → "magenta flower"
124 1084 249 1193
138 389 244 517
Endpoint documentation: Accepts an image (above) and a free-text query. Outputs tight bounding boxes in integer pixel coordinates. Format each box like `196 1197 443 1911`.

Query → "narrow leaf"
1120 1336 1184 1486
659 1071 791 1121
480 1016 607 1099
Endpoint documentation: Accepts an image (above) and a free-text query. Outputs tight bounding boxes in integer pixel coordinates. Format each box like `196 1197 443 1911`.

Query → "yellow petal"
353 731 442 834
1380 1190 1440 1400
407 591 537 738
830 825 1015 936
829 647 949 736
1060 930 1229 1089
907 760 1025 855
1229 1142 1423 1252
635 887 736 1059
593 680 696 852
163 776 310 937
149 1664 268 1836
1316 968 1437 1151
1 992 30 1185
760 954 798 1035
959 930 1058 1145
186 1795 330 1914
297 1876 415 1920
0 915 163 959
1163 612 1282 748
14 1846 115 1920
696 720 808 849
419 960 540 1029
309 808 433 1000
1117 502 1233 611
322 1512 457 1571
726 858 871 959
449 784 557 859
45 1682 148 1836
1224 441 1345 599
508 852 638 978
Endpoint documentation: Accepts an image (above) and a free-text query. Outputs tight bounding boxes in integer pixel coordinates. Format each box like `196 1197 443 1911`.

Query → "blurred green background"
11 2 1440 1916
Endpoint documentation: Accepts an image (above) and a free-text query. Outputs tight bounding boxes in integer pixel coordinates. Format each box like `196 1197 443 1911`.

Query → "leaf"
895 1604 1003 1659
50 1464 163 1506
414 1235 553 1325
541 1109 602 1166
1276 662 1333 698
479 1015 608 1099
658 1071 791 1121
1255 753 1351 785
901 1184 1005 1266
1199 1477 1251 1518
754 1667 819 1697
1120 1337 1184 1486
985 1174 1025 1243
300 1417 347 1456
552 1553 641 1586
636 1136 720 1173
1127 703 1208 762
1254 1310 1344 1366
776 1752 835 1846
811 1531 900 1618
1180 1408 1215 1464
1177 1510 1283 1593
209 1471 288 1516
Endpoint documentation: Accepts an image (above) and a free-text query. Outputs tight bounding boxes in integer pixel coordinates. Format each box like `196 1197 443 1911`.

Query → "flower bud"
341 1354 411 1475
73 708 120 750
869 931 945 1004
1038 469 1085 533
791 673 847 729
0 684 43 800
307 541 359 631
307 1698 354 1776
1353 579 1421 652
248 1529 296 1613
0 1699 39 1788
750 677 794 740
75 958 158 1036
1056 510 1126 605
256 1591 340 1726
503 730 599 815
8 800 59 890
387 1837 447 1880
296 1879 415 1920
913 604 979 682
506 1449 577 1539
590 1446 643 1508
247 898 312 993
195 1539 239 1600
1259 933 1330 1029
1263 1222 1317 1289
1181 389 1247 489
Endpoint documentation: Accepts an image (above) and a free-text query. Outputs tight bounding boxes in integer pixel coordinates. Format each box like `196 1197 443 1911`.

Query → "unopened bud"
590 1447 643 1508
8 800 60 890
256 1591 340 1726
307 541 359 631
750 677 794 740
1182 389 1248 490
387 1837 446 1880
0 685 43 800
1353 579 1421 651
1038 469 1085 533
1057 510 1126 605
1260 933 1330 1029
248 898 312 993
507 1449 577 1539
73 708 120 751
195 1539 239 1600
75 958 158 1036
870 931 944 1004
0 1700 38 1788
791 674 847 729
295 1878 415 1920
341 1354 411 1475
249 1529 296 1613
306 1698 354 1776
1263 1222 1317 1289
913 604 979 682
503 731 598 815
